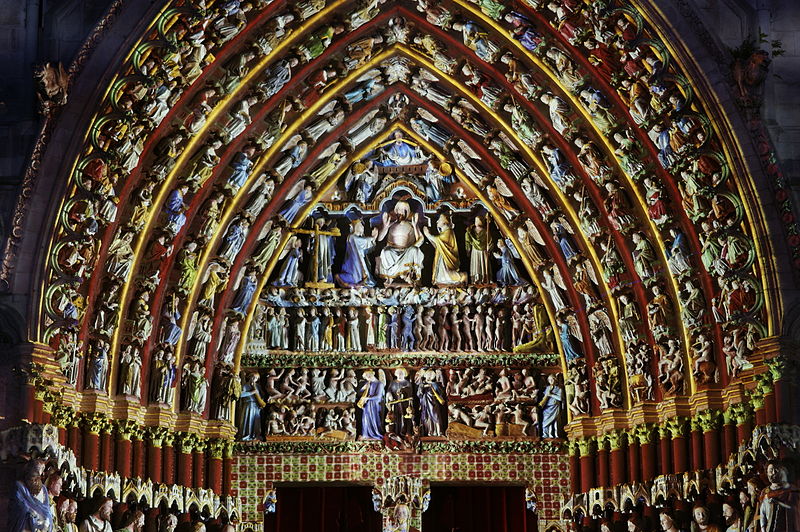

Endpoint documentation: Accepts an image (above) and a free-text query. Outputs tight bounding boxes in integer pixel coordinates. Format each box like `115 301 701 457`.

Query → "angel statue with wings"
559 313 584 362
357 370 386 440
277 181 313 223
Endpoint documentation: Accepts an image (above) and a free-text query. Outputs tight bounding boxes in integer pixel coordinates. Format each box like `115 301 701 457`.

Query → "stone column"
607 431 626 486
752 380 768 426
731 403 754 446
578 438 595 493
567 441 580 495
100 425 114 473
597 436 610 488
132 427 146 479
81 414 107 471
207 439 225 494
689 418 704 471
14 362 40 423
634 425 657 482
698 411 722 469
39 392 54 425
761 373 777 425
176 433 195 488
721 409 738 459
162 432 177 485
193 441 206 489
222 442 234 495
625 430 640 483
67 416 82 464
767 356 797 424
146 427 168 484
666 418 688 474
114 420 138 478
50 405 73 446
14 344 62 425
373 476 430 532
657 425 672 475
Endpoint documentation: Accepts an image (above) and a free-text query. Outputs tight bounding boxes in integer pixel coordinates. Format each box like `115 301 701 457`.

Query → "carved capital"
162 430 177 447
38 389 59 411
14 361 49 388
223 440 235 459
755 371 774 394
728 403 753 426
577 437 595 457
114 420 140 441
50 404 75 428
665 417 688 438
765 355 797 381
632 424 656 445
81 413 110 435
606 430 626 450
208 439 227 459
566 440 580 456
146 426 170 447
67 413 81 429
176 431 200 454
748 381 768 408
696 410 722 433
193 439 207 454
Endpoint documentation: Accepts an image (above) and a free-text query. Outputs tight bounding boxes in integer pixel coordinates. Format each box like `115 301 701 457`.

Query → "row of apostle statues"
236 366 565 446
8 459 230 532
615 460 799 532
8 454 798 531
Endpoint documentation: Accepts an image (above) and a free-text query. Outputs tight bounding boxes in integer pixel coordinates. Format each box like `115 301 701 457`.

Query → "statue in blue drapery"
226 147 254 193
160 304 182 346
552 220 579 262
231 271 258 316
237 372 266 441
375 131 423 167
417 369 447 437
85 339 109 391
278 184 313 224
559 318 583 362
356 370 385 440
336 218 377 287
273 236 303 287
8 460 54 532
164 184 189 235
539 374 564 439
494 238 527 286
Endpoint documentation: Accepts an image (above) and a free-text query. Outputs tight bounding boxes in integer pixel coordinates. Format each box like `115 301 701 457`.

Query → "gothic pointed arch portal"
12 0 798 529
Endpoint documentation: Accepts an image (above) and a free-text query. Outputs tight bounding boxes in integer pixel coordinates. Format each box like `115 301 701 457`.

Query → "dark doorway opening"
422 485 536 532
264 485 381 532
